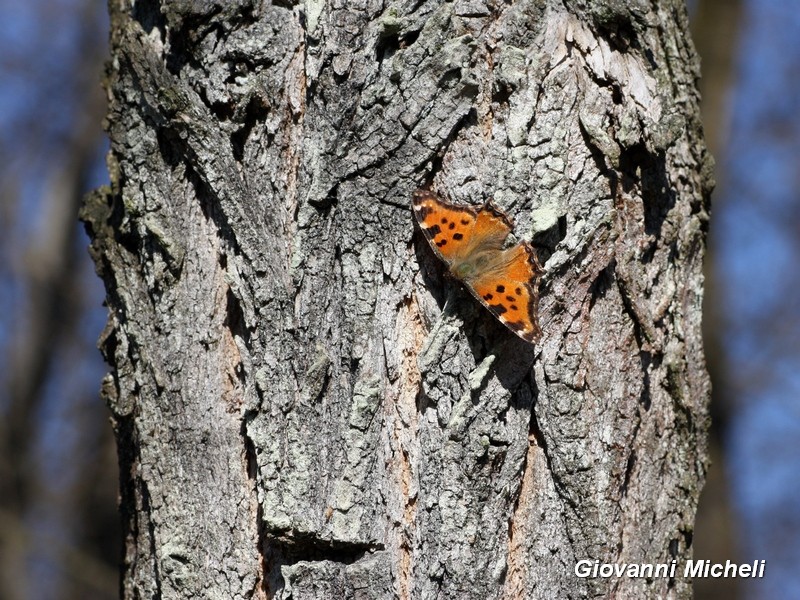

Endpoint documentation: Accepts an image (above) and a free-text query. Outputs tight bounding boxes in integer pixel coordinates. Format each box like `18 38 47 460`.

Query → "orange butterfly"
413 189 543 343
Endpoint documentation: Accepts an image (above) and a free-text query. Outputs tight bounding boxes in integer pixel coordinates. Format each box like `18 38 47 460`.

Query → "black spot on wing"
483 293 493 300
427 224 442 237
436 239 447 247
496 285 505 293
506 295 515 302
515 287 522 295
461 218 470 225
510 305 518 311
490 303 507 315
453 232 463 241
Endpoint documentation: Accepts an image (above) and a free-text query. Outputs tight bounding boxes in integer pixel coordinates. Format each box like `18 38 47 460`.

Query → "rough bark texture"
82 0 713 598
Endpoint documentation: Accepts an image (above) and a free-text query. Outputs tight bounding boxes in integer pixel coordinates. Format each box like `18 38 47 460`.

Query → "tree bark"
82 1 712 598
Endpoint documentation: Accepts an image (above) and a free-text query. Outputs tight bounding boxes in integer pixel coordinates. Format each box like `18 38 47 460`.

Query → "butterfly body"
412 190 543 343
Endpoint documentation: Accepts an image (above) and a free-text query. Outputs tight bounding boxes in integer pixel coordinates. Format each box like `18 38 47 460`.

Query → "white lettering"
575 560 594 577
575 558 766 579
684 560 705 578
724 560 737 577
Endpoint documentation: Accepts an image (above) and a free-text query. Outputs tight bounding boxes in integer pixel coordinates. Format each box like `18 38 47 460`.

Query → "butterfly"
412 189 543 343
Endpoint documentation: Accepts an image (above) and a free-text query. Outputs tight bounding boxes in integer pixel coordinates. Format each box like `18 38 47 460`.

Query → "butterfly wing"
412 190 479 265
466 201 514 252
464 242 543 342
412 191 514 263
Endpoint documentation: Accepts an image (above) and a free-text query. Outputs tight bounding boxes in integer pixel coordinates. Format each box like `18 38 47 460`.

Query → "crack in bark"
138 476 163 598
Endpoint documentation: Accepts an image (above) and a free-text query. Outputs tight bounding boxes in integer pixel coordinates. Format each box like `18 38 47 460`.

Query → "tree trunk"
82 1 712 598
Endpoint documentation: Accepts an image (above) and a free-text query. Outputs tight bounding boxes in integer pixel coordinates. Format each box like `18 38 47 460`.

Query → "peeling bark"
82 1 712 598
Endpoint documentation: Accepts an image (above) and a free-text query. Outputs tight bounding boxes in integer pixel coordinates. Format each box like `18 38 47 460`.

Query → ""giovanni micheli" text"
575 559 765 579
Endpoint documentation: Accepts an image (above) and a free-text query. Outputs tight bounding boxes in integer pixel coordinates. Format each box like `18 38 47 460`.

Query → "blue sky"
713 1 800 597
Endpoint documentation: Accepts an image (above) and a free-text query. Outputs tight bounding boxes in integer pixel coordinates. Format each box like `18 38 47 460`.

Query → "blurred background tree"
692 2 744 599
0 1 118 598
0 0 796 598
693 1 800 599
